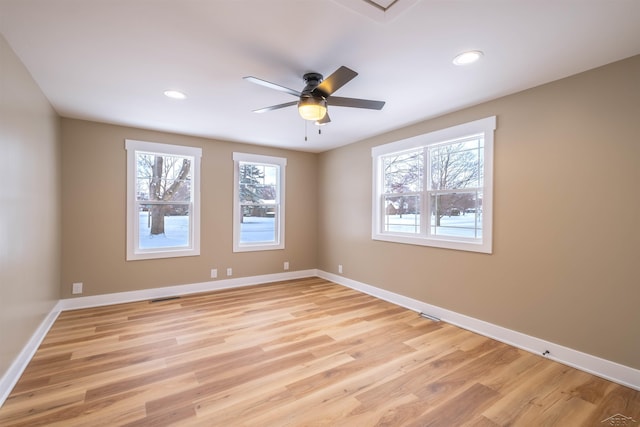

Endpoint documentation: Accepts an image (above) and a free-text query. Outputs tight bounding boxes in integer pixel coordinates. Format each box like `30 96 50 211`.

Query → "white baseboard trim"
0 302 62 407
317 270 640 391
3 268 637 411
0 269 316 408
59 269 318 311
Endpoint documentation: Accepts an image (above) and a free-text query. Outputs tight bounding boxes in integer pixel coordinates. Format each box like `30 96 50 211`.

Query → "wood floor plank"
1 359 167 423
1 278 638 426
193 351 356 424
410 382 501 427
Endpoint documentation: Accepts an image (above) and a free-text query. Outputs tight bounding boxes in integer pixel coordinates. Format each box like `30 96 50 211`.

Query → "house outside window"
233 152 286 252
125 139 201 260
372 116 496 253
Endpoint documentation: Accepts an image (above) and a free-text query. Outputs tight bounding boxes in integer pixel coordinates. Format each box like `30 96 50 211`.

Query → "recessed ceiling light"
453 50 484 66
164 90 187 99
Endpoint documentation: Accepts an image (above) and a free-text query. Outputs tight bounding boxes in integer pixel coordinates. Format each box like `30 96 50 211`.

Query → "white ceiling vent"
333 0 420 23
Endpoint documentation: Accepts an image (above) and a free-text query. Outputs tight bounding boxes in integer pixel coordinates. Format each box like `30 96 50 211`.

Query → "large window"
233 153 286 252
372 117 496 253
126 140 201 260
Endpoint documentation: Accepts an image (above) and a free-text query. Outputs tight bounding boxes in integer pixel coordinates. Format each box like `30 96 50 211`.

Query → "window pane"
382 149 423 193
135 152 193 250
127 139 201 260
239 163 278 204
430 138 483 190
371 116 494 253
238 161 279 245
136 153 192 202
384 195 421 233
233 153 286 253
138 203 190 249
240 206 277 244
430 193 482 238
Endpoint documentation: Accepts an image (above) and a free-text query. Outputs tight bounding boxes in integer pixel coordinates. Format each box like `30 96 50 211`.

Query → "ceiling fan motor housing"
303 72 324 95
303 72 323 85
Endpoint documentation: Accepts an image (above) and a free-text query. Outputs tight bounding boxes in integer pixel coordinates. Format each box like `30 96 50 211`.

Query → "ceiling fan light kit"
298 96 327 121
244 66 385 126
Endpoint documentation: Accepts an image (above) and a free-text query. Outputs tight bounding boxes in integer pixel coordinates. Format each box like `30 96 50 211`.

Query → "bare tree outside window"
429 139 483 226
372 116 495 253
383 149 422 218
381 137 484 236
126 139 201 260
136 153 191 237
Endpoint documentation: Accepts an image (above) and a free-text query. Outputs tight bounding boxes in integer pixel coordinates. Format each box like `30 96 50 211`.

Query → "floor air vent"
419 312 441 322
150 296 181 303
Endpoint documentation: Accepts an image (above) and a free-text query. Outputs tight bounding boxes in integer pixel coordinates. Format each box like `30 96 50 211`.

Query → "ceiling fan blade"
327 96 385 110
243 76 301 97
314 66 358 97
252 101 298 113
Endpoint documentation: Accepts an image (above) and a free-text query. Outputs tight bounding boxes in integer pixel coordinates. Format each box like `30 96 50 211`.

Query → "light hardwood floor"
0 277 638 426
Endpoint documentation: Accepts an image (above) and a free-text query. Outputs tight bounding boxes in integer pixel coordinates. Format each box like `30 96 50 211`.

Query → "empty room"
1 1 639 425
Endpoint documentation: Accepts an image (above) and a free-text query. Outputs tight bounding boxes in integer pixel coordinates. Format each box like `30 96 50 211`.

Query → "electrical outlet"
211 269 217 279
284 261 289 270
226 268 233 276
338 264 343 274
72 282 83 294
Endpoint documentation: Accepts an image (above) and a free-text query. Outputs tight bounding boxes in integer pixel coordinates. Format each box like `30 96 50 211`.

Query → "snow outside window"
372 117 496 253
126 140 201 260
233 152 286 252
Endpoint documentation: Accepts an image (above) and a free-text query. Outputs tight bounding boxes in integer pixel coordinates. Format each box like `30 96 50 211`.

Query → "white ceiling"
1 0 639 153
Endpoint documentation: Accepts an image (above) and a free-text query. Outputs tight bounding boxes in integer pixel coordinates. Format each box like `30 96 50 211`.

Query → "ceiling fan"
243 66 385 124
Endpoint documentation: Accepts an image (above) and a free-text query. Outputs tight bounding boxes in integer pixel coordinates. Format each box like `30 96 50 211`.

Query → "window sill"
372 232 491 254
126 247 200 261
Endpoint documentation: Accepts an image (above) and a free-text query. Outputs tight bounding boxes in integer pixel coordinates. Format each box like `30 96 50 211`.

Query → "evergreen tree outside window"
233 153 286 252
126 140 201 260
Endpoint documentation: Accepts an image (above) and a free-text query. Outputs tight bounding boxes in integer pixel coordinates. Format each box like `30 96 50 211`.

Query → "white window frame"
371 116 496 253
125 139 201 260
233 152 286 252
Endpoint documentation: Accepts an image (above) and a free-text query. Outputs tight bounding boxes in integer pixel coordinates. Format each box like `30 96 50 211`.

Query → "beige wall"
3 27 637 384
60 119 317 298
318 55 640 369
0 35 61 375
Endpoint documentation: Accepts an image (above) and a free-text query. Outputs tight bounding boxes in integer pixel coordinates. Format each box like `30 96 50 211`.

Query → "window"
233 153 286 252
125 140 201 260
372 116 496 253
